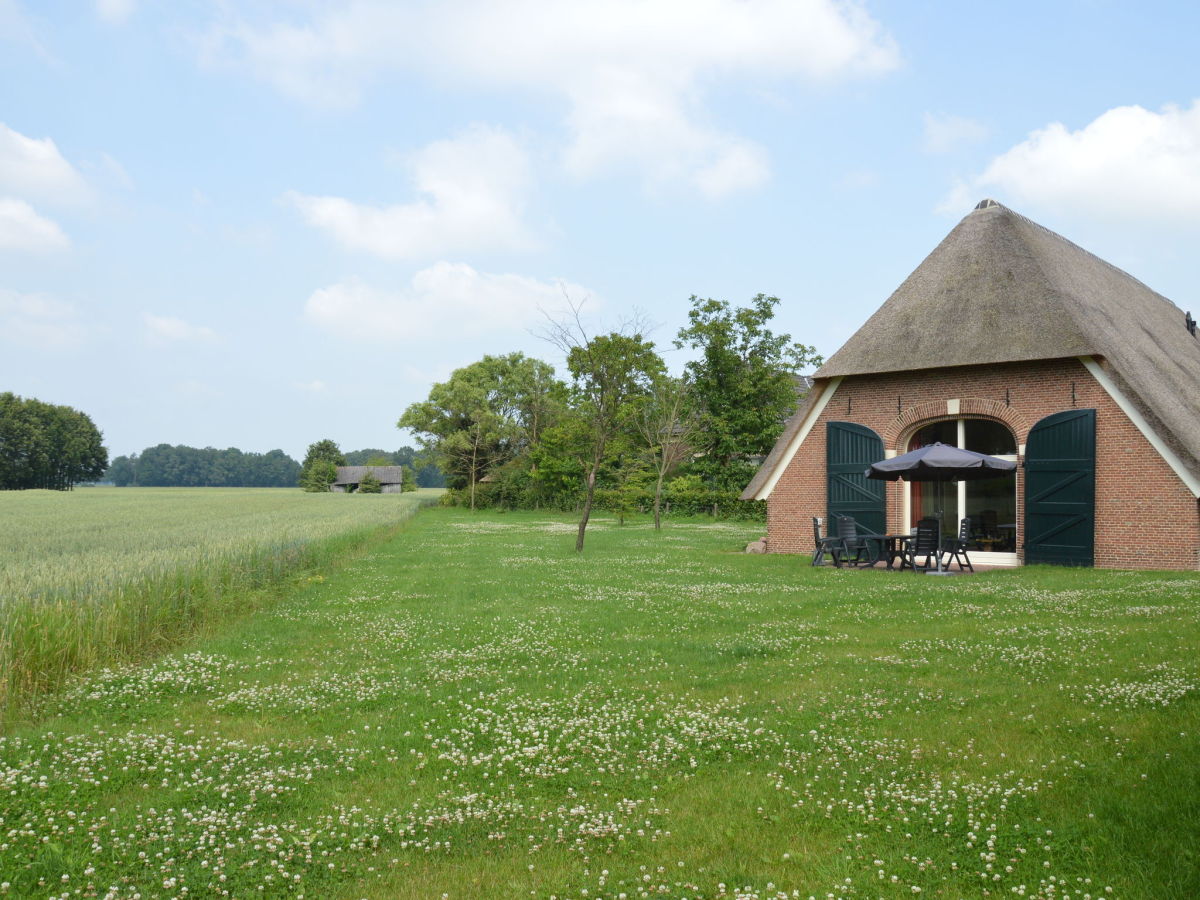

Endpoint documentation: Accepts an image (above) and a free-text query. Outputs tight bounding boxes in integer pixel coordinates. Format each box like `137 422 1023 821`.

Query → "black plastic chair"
811 517 844 567
900 517 940 572
832 516 881 568
942 517 974 572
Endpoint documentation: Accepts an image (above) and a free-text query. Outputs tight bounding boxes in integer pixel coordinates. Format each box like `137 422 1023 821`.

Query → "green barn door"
1024 409 1095 566
827 421 886 535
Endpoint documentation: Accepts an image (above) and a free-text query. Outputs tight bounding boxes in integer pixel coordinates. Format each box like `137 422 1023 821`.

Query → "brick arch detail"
880 399 1029 452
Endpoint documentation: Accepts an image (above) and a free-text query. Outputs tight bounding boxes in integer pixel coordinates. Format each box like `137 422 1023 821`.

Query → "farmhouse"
742 199 1200 570
331 466 405 493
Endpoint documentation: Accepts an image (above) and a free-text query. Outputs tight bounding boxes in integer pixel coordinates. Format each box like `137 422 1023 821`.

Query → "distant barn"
331 466 404 493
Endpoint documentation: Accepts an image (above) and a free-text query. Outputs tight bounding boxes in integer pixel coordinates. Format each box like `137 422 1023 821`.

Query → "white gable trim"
1078 356 1200 498
752 377 843 500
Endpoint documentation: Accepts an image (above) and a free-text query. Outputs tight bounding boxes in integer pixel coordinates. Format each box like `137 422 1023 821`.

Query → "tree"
634 374 698 529
300 439 344 492
0 393 108 490
364 454 392 467
357 470 382 493
542 305 664 551
302 459 338 492
399 353 565 509
106 446 300 487
675 294 822 491
400 465 418 492
107 455 137 486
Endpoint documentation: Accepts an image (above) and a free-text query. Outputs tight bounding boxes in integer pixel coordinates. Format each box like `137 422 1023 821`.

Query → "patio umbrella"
864 442 1017 575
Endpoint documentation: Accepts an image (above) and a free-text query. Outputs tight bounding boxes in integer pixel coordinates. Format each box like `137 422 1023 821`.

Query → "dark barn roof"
333 466 404 486
743 200 1200 497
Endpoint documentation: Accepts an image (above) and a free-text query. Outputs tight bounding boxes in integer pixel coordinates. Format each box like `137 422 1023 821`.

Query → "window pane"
964 419 1016 455
911 480 956 537
965 473 1017 552
910 420 956 449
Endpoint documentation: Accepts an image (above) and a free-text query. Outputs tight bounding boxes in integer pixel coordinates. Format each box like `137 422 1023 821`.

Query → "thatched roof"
743 200 1200 497
333 466 404 486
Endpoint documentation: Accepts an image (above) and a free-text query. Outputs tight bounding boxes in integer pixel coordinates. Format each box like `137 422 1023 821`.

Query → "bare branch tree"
634 374 697 530
539 298 663 552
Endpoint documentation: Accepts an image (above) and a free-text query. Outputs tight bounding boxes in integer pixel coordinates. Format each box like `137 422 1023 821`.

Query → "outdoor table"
862 533 913 570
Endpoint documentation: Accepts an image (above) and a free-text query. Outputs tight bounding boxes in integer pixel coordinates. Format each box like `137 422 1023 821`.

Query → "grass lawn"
2 507 1198 899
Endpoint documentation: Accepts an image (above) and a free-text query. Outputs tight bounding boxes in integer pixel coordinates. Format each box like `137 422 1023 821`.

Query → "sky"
3 0 1200 461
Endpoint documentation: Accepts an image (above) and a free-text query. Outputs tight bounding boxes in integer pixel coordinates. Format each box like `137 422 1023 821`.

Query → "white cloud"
0 288 86 348
203 0 899 196
295 379 328 393
95 0 135 24
304 262 590 342
0 197 69 251
942 101 1200 222
922 112 987 154
144 313 219 343
0 122 89 205
287 125 536 259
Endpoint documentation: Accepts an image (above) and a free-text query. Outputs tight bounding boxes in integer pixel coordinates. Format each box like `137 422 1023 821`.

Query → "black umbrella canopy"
865 442 1017 482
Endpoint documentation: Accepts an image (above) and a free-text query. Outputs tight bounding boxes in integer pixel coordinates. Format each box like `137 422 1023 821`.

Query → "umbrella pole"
927 478 954 576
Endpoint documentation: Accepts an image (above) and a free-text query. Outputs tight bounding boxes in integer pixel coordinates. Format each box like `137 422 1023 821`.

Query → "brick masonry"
766 357 1200 570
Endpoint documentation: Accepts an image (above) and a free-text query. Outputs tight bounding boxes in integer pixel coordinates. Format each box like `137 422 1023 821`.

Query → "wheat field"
0 487 430 716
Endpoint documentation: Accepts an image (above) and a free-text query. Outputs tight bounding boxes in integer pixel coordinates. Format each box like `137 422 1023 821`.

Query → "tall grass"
0 488 432 720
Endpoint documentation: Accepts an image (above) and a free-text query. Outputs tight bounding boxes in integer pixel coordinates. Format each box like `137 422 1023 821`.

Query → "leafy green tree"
301 459 338 492
675 294 822 491
400 465 418 492
0 392 108 490
542 307 664 551
357 470 382 493
106 446 299 487
106 455 137 486
259 450 303 487
364 454 392 467
300 439 344 492
399 353 565 509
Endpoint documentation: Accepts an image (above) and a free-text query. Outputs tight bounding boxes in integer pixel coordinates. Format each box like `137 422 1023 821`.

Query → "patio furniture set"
811 515 975 573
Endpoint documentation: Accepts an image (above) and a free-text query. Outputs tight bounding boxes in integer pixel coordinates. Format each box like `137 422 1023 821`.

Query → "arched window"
907 418 1018 555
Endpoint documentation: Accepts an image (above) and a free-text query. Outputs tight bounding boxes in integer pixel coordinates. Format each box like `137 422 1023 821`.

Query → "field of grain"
0 488 430 713
2 508 1197 899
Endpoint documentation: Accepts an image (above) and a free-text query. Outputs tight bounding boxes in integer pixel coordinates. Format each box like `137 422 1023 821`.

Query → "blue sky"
3 0 1199 460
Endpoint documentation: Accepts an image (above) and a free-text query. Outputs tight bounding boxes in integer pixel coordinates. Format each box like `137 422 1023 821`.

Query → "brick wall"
766 357 1200 571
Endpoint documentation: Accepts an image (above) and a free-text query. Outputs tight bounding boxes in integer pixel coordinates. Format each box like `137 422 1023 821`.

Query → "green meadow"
3 506 1199 899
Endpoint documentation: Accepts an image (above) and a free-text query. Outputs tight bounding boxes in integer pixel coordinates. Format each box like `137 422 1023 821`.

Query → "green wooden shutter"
827 421 886 535
1024 409 1095 566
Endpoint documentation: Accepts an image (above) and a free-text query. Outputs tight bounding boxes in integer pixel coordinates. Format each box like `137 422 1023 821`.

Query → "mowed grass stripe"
2 508 1198 899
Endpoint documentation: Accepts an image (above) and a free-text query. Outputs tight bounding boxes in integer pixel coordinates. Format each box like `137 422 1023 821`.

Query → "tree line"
108 444 442 489
0 392 109 491
398 294 821 550
107 445 302 487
